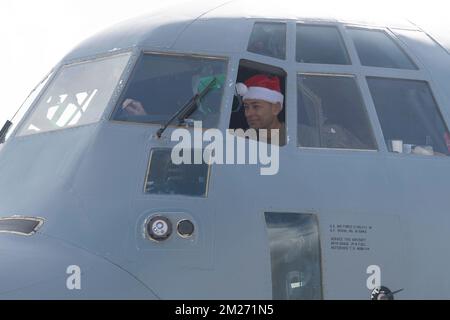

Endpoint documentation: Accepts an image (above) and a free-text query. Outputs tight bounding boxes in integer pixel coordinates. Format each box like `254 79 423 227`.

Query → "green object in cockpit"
197 74 226 93
196 74 226 115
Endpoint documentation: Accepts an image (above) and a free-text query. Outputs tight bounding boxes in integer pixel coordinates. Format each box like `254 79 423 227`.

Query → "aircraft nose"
0 233 158 299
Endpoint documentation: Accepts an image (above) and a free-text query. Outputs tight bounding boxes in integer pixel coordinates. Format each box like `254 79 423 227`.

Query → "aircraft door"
264 212 323 300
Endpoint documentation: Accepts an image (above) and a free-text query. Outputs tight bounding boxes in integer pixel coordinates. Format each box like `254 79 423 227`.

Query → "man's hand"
122 99 147 116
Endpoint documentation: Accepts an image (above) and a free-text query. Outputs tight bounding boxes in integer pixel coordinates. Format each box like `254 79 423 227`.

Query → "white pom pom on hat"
235 82 248 96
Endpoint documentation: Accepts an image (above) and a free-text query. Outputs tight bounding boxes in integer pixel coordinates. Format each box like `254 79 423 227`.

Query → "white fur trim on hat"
243 87 284 107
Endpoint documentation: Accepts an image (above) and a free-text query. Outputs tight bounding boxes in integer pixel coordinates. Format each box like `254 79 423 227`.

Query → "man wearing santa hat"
236 74 286 146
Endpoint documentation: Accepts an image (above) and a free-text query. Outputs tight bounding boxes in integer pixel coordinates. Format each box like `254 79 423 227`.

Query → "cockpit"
5 19 450 157
112 53 227 129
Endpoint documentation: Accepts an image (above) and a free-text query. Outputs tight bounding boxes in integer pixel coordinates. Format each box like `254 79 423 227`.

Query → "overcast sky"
0 0 449 127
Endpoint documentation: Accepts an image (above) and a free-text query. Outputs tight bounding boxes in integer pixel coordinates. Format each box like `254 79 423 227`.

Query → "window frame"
296 72 379 152
15 49 135 138
345 26 419 71
263 211 324 300
295 23 352 66
229 58 288 143
109 51 230 131
293 22 450 157
143 147 212 198
247 21 289 61
366 76 450 157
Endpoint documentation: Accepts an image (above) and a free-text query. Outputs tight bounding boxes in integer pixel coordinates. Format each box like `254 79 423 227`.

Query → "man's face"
244 99 281 129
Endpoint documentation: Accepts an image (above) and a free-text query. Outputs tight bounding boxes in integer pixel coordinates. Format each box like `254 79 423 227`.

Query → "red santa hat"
236 74 284 108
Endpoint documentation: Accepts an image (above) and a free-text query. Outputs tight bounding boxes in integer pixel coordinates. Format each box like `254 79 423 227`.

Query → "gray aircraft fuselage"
1 0 450 299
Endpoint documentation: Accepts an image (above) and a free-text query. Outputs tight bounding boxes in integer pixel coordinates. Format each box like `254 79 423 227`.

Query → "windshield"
18 53 131 137
112 53 227 129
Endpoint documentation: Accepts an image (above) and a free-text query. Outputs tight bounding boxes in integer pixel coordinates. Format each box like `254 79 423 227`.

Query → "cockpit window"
348 28 417 70
298 74 377 150
229 60 287 146
248 22 287 60
367 78 450 156
296 25 350 65
18 53 131 137
113 54 227 129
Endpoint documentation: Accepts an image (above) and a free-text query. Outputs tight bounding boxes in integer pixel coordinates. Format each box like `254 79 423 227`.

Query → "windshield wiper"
156 77 217 138
0 120 13 144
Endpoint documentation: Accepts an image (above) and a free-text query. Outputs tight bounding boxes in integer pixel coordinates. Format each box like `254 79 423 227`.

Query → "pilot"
236 74 286 146
122 98 146 116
